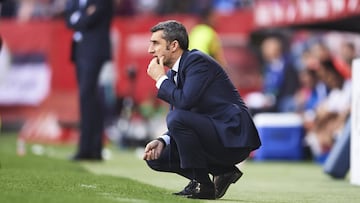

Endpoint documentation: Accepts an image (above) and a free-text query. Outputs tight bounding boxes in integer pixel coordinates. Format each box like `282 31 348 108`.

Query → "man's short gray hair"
150 20 189 50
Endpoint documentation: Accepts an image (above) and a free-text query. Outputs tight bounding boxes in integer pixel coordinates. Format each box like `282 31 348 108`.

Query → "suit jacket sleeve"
158 54 216 110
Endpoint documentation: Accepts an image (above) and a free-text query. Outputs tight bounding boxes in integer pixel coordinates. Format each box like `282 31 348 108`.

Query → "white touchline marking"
99 193 149 203
80 184 97 189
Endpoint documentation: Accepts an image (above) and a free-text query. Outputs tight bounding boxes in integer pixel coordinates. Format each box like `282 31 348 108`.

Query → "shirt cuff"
156 75 168 89
70 11 81 24
159 134 170 145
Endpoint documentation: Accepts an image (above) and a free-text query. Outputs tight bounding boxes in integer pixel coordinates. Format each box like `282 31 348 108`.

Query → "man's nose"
148 46 154 54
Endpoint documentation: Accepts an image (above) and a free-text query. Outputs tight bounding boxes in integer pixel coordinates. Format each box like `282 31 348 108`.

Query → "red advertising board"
254 0 360 28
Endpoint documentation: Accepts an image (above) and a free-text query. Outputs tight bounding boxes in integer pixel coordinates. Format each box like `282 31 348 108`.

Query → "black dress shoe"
69 154 103 161
173 180 198 196
213 168 243 199
186 181 215 200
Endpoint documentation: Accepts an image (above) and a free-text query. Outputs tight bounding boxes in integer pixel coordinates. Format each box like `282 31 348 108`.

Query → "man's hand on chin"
147 56 166 81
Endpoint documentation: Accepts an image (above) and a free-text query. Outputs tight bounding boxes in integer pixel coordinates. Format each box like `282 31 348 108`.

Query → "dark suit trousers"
147 109 251 178
75 55 104 157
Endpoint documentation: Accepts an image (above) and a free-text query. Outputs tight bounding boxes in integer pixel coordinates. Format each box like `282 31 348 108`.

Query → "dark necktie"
170 70 177 110
171 70 177 85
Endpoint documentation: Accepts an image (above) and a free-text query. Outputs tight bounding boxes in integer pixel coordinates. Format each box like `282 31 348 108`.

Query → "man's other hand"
143 139 164 160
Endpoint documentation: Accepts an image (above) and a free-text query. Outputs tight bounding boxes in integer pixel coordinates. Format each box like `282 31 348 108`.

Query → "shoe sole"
216 171 243 199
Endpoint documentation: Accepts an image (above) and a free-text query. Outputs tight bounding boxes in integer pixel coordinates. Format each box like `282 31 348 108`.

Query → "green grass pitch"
1 133 360 203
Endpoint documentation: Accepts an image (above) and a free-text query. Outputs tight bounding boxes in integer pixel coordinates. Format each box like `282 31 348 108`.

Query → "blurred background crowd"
0 0 359 167
0 0 253 20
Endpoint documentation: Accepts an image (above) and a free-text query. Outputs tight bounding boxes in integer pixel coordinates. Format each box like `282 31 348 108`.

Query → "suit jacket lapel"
177 50 189 88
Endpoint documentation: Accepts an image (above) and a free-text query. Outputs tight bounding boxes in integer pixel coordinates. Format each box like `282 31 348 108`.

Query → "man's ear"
171 40 179 52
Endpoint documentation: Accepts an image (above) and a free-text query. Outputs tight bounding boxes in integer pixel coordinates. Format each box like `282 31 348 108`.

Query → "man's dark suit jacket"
158 50 261 150
65 0 112 62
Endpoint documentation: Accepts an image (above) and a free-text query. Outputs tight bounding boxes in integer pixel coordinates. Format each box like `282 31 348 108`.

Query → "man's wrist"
156 137 166 147
156 75 168 89
158 134 170 145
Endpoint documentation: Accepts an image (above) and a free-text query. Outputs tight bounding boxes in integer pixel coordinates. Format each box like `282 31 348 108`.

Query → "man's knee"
166 110 186 130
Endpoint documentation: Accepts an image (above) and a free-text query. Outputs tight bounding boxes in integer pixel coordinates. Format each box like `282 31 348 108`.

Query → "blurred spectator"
305 59 351 160
188 6 228 68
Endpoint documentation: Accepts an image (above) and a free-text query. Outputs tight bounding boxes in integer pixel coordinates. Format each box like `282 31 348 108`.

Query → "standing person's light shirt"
70 0 88 42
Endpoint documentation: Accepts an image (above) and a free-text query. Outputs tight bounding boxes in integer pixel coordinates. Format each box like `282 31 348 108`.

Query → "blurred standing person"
188 6 227 68
65 0 113 161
